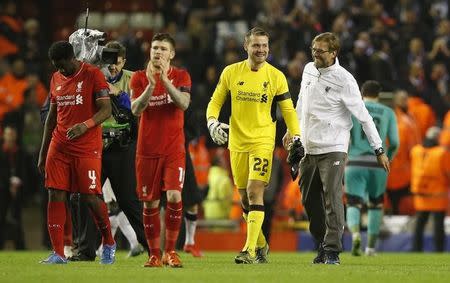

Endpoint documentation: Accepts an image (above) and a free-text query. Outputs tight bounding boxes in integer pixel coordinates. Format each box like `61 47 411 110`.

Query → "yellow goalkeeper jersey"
206 60 300 152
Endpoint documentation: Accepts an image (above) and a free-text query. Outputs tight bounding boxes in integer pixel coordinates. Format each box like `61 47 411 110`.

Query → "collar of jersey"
60 62 85 80
108 70 123 84
245 60 266 72
316 57 339 74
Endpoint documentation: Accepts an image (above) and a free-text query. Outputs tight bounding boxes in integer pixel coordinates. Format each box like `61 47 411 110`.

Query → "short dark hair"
312 32 340 53
48 41 74 61
361 80 382 98
245 27 270 42
105 41 126 58
151 33 176 50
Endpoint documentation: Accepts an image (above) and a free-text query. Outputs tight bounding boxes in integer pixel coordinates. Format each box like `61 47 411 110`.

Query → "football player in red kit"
38 41 116 264
130 33 191 268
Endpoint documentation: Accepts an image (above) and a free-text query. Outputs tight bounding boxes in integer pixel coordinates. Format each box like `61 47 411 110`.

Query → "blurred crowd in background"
0 0 449 250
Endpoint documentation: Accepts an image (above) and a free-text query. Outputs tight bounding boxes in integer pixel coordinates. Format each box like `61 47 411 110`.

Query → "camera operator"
101 40 146 254
69 41 148 260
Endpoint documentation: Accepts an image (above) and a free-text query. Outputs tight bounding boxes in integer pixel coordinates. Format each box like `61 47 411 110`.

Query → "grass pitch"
0 251 449 283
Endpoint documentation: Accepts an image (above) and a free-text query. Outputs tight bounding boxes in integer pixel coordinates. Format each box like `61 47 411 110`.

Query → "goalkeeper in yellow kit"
206 27 302 264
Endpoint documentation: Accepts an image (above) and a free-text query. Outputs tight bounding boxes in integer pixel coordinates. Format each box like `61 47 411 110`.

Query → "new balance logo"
56 86 61 91
325 86 331 93
263 81 269 89
88 170 96 189
237 81 244 85
75 94 83 105
333 161 340 166
260 94 268 103
142 185 147 196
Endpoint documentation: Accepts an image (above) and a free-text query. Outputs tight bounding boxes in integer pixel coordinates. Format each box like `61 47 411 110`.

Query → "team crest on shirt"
56 86 61 91
76 81 84 93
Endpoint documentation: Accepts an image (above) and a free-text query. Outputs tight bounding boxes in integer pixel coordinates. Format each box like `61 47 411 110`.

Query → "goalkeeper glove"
287 136 305 180
207 119 229 145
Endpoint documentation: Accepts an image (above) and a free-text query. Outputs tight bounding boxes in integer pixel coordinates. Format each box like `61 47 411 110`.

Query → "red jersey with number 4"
130 67 191 157
49 62 109 158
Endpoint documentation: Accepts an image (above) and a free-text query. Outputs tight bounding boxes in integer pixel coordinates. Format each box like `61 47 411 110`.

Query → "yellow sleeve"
278 99 300 136
275 72 300 136
276 70 290 95
206 66 230 120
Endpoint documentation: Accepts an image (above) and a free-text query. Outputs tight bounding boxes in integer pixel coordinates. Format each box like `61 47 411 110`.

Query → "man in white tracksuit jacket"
283 32 390 265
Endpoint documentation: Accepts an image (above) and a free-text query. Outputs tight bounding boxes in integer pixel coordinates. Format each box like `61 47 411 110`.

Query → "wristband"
207 118 217 130
374 147 385 156
83 118 96 129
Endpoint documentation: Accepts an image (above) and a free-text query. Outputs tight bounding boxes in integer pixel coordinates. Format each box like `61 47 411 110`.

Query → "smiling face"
244 34 269 67
311 40 336 68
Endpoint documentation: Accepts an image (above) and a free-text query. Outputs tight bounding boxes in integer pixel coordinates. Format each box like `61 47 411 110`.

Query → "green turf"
0 251 449 282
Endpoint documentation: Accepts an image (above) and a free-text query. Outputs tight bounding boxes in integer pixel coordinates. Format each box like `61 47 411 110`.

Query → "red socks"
142 202 182 256
143 207 161 258
165 201 182 252
89 200 115 246
47 201 66 257
63 204 72 247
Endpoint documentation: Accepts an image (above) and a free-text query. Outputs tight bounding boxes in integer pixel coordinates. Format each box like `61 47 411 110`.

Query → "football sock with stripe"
242 209 267 249
243 205 265 257
47 201 66 257
165 201 182 252
88 199 115 246
143 207 161 258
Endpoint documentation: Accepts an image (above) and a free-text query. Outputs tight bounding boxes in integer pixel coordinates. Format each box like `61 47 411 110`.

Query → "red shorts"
45 146 102 194
136 151 185 201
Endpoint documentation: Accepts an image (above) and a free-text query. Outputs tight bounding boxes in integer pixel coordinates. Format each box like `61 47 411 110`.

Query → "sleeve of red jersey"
49 76 56 104
92 68 110 99
129 71 144 101
178 69 192 94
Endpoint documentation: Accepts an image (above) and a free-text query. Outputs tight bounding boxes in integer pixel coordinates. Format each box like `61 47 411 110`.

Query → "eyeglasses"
310 47 332 54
